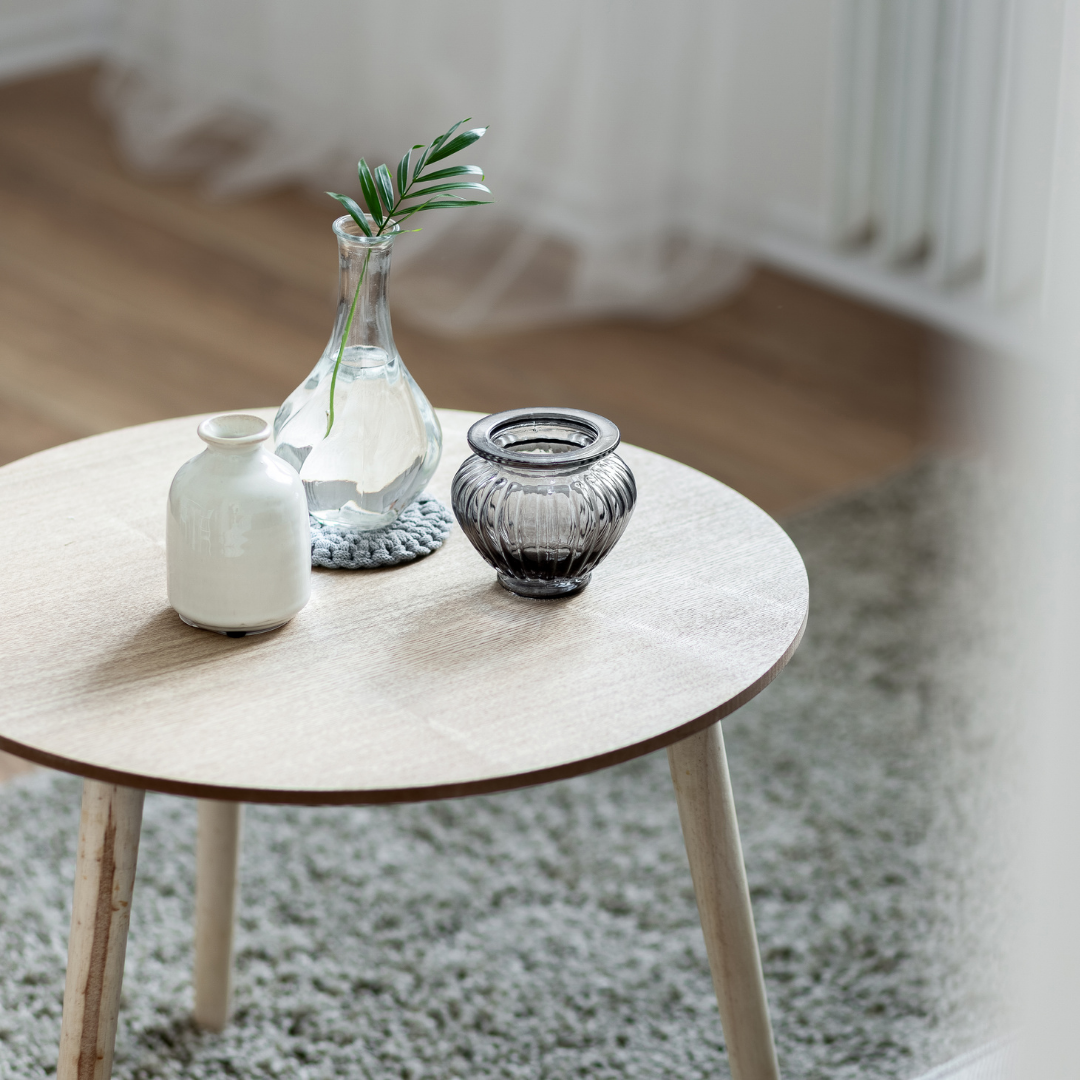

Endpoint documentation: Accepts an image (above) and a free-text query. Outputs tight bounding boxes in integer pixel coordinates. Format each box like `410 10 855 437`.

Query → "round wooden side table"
0 409 808 1080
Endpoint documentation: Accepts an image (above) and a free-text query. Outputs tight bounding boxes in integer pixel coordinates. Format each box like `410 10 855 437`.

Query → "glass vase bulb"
452 408 637 598
273 216 442 530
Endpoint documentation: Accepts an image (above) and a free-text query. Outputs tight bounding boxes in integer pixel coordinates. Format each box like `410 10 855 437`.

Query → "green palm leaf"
425 127 487 166
411 198 492 210
430 117 468 152
411 144 431 182
403 181 491 200
326 192 372 236
415 164 485 182
413 119 468 181
374 164 396 216
357 158 385 227
396 150 412 198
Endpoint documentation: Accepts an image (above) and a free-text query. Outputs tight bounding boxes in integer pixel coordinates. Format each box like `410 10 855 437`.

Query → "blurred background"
3 1 1079 1078
1 0 1035 517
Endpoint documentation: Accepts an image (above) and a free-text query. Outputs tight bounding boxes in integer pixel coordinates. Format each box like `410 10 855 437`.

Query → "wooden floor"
0 66 943 782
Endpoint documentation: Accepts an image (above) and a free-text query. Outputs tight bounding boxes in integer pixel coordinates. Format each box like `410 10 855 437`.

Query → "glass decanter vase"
273 216 442 529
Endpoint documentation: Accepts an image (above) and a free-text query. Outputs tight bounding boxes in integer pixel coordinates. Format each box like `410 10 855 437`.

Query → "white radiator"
758 0 1068 349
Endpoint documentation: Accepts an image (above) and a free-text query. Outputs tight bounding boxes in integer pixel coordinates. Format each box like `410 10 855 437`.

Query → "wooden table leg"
668 722 780 1080
194 800 242 1031
57 780 145 1080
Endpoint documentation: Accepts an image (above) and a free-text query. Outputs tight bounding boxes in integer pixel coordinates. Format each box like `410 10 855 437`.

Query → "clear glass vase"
273 216 442 529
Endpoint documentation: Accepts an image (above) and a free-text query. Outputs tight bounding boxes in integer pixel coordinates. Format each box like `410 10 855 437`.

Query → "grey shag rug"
0 461 1013 1080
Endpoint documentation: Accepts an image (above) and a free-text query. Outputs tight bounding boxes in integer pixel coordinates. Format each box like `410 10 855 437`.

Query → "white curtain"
102 0 749 331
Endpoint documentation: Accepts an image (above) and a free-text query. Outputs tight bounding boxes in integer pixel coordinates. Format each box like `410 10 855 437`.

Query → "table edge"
0 609 807 805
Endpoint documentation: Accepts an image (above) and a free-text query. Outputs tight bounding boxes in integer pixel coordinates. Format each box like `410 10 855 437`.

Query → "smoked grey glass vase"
273 216 441 529
451 408 637 598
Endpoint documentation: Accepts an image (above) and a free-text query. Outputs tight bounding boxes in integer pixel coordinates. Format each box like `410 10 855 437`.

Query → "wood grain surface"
0 409 807 803
194 801 242 1031
56 782 144 1080
669 724 779 1080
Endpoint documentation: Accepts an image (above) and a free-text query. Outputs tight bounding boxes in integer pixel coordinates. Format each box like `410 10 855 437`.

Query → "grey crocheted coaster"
310 493 453 569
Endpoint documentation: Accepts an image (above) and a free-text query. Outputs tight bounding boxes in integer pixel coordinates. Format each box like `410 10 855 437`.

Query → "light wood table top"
0 409 808 804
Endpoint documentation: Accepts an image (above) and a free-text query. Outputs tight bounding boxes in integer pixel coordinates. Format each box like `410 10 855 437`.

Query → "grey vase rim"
466 407 621 471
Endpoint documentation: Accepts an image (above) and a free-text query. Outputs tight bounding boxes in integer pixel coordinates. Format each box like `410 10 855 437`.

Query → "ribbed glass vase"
451 408 637 598
273 216 441 529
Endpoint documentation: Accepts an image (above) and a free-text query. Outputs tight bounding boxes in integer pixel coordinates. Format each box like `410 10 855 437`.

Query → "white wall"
0 0 115 83
0 0 844 243
726 0 841 244
0 0 844 250
3 0 1029 347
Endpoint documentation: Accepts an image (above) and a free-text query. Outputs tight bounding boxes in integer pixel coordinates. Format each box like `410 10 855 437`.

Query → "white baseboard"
910 1038 1017 1080
753 230 1030 354
0 3 113 85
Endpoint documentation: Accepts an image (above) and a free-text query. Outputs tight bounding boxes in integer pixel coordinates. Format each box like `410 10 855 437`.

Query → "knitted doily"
310 493 453 569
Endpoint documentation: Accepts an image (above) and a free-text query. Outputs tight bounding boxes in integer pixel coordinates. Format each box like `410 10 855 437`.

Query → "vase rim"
198 414 270 449
467 408 621 470
332 215 401 245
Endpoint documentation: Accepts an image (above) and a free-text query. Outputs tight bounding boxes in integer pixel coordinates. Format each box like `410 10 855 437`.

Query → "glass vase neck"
332 215 401 245
331 215 398 362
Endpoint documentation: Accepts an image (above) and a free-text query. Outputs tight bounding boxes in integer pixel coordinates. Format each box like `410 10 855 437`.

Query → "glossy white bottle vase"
167 415 311 636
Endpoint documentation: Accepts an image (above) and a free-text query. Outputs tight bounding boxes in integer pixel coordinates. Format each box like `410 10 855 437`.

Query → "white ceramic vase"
167 414 311 636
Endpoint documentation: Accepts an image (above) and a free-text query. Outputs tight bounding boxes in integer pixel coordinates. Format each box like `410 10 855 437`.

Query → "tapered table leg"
194 800 242 1031
668 722 780 1080
58 781 145 1080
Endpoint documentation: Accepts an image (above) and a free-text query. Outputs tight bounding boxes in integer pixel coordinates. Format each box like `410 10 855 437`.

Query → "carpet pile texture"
0 461 1012 1080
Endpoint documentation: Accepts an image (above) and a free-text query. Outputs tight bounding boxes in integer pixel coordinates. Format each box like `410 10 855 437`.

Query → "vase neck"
331 229 397 363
